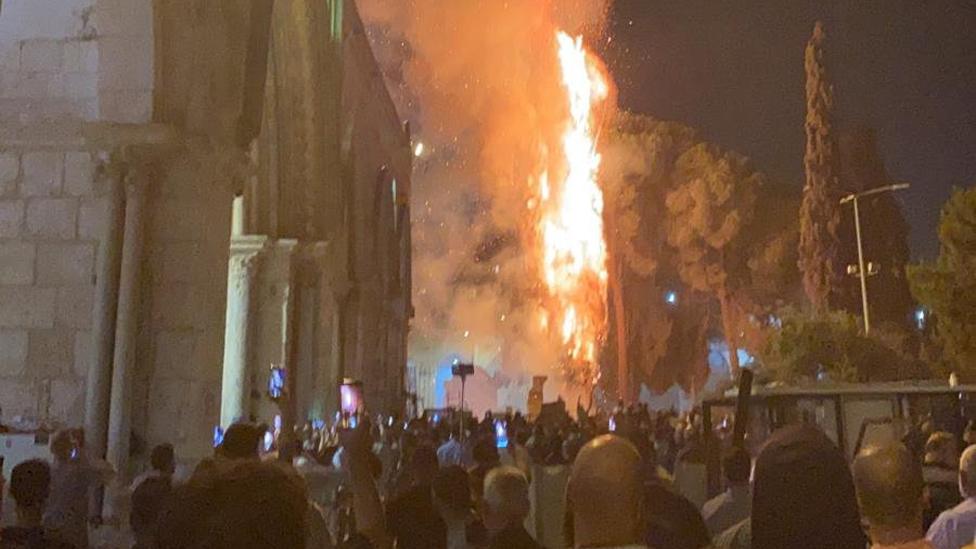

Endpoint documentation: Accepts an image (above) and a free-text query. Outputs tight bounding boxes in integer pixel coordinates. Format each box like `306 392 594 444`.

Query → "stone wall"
0 0 153 123
133 149 236 460
340 0 412 414
0 137 104 426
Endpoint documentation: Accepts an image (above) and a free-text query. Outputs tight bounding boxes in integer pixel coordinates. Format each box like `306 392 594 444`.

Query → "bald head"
566 435 643 547
960 444 976 497
483 466 530 533
853 442 924 532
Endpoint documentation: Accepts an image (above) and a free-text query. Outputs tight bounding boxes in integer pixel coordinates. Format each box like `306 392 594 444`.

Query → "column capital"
229 235 270 277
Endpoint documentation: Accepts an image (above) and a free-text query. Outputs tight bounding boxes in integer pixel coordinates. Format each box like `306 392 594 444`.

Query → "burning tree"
533 32 612 391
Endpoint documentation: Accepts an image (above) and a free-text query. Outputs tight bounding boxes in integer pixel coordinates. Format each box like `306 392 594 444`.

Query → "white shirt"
927 497 976 549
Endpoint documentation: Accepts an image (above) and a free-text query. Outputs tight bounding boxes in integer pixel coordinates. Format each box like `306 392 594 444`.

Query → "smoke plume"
358 0 613 408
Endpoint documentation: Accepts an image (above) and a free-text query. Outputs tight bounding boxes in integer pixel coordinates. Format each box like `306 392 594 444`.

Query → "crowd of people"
4 404 976 549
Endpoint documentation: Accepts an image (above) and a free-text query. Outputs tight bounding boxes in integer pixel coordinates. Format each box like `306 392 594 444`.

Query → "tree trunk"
719 290 741 379
610 256 630 401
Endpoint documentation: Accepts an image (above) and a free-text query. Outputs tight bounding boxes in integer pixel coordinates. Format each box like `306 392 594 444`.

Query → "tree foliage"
836 129 915 327
909 186 976 380
665 143 763 377
760 308 928 383
798 21 843 313
603 114 800 391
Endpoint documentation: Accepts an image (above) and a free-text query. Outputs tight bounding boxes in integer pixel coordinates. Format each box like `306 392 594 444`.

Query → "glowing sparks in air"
536 31 610 385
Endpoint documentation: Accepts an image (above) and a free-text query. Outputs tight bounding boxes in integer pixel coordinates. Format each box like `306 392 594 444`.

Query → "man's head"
853 442 925 543
155 460 307 549
958 444 976 498
433 465 472 516
50 430 76 462
151 443 176 475
925 431 958 467
722 446 751 486
482 466 530 534
751 425 866 549
217 423 262 460
565 434 644 548
409 444 439 486
9 459 51 517
131 476 173 543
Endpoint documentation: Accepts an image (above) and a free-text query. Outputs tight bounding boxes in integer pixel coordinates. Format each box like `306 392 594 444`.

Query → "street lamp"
839 183 910 335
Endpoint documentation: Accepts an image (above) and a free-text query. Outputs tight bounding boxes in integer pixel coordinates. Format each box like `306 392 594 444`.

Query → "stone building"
0 0 411 476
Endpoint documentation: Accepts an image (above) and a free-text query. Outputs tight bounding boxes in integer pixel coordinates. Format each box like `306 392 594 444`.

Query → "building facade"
0 0 411 479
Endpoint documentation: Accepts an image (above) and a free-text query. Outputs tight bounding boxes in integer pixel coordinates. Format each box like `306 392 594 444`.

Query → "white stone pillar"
84 160 124 461
106 178 147 479
220 235 267 427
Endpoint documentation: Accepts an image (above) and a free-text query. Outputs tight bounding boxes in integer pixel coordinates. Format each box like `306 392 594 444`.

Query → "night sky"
607 1 976 259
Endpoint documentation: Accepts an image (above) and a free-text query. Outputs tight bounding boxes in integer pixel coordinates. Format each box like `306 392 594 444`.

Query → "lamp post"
839 183 910 335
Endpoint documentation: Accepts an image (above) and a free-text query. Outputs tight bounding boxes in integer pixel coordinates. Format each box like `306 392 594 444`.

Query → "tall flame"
536 32 610 386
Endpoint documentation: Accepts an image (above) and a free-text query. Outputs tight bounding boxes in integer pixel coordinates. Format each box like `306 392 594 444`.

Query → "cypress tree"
798 21 842 313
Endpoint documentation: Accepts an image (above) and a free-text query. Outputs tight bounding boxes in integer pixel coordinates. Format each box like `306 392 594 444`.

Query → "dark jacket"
488 524 543 549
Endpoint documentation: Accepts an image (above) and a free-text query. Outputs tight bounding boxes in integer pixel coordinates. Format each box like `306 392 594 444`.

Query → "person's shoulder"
713 518 751 549
702 491 729 516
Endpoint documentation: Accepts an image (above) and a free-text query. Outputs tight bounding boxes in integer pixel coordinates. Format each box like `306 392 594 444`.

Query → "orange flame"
536 31 610 386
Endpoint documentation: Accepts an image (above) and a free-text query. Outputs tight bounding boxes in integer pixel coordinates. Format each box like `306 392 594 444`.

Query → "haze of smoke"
359 0 612 401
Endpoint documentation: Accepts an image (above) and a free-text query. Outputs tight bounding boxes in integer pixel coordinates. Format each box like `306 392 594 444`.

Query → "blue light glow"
665 290 678 306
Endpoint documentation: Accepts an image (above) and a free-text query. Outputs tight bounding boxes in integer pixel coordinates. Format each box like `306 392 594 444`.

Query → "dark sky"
607 1 976 259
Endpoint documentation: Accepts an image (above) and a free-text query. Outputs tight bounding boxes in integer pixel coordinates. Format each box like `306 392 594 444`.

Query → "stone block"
49 377 85 423
153 330 196 379
98 89 151 124
0 377 36 419
0 329 29 376
0 153 19 194
153 197 214 243
64 152 94 196
0 0 89 42
0 241 35 284
0 71 63 99
63 40 98 73
151 283 208 330
96 34 153 91
0 42 19 71
94 0 153 38
73 330 91 378
0 286 55 328
63 71 98 100
36 242 94 285
27 329 74 377
26 198 77 239
155 242 209 284
56 285 93 328
147 377 219 459
21 152 63 196
0 200 25 237
20 39 63 72
78 197 108 240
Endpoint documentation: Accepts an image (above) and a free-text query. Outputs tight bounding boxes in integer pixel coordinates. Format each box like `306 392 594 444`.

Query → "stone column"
220 235 268 427
106 177 148 479
84 156 125 461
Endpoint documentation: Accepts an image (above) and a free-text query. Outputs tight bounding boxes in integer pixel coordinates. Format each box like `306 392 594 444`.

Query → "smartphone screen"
268 367 286 400
608 416 617 432
339 383 362 416
494 419 509 449
213 426 225 448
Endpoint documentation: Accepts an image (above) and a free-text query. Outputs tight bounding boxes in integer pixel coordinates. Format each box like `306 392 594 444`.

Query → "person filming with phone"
43 429 113 549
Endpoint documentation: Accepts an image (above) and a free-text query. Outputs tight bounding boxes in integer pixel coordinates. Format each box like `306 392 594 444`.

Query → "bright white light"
414 142 425 157
915 308 926 330
463 330 470 338
665 290 678 306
